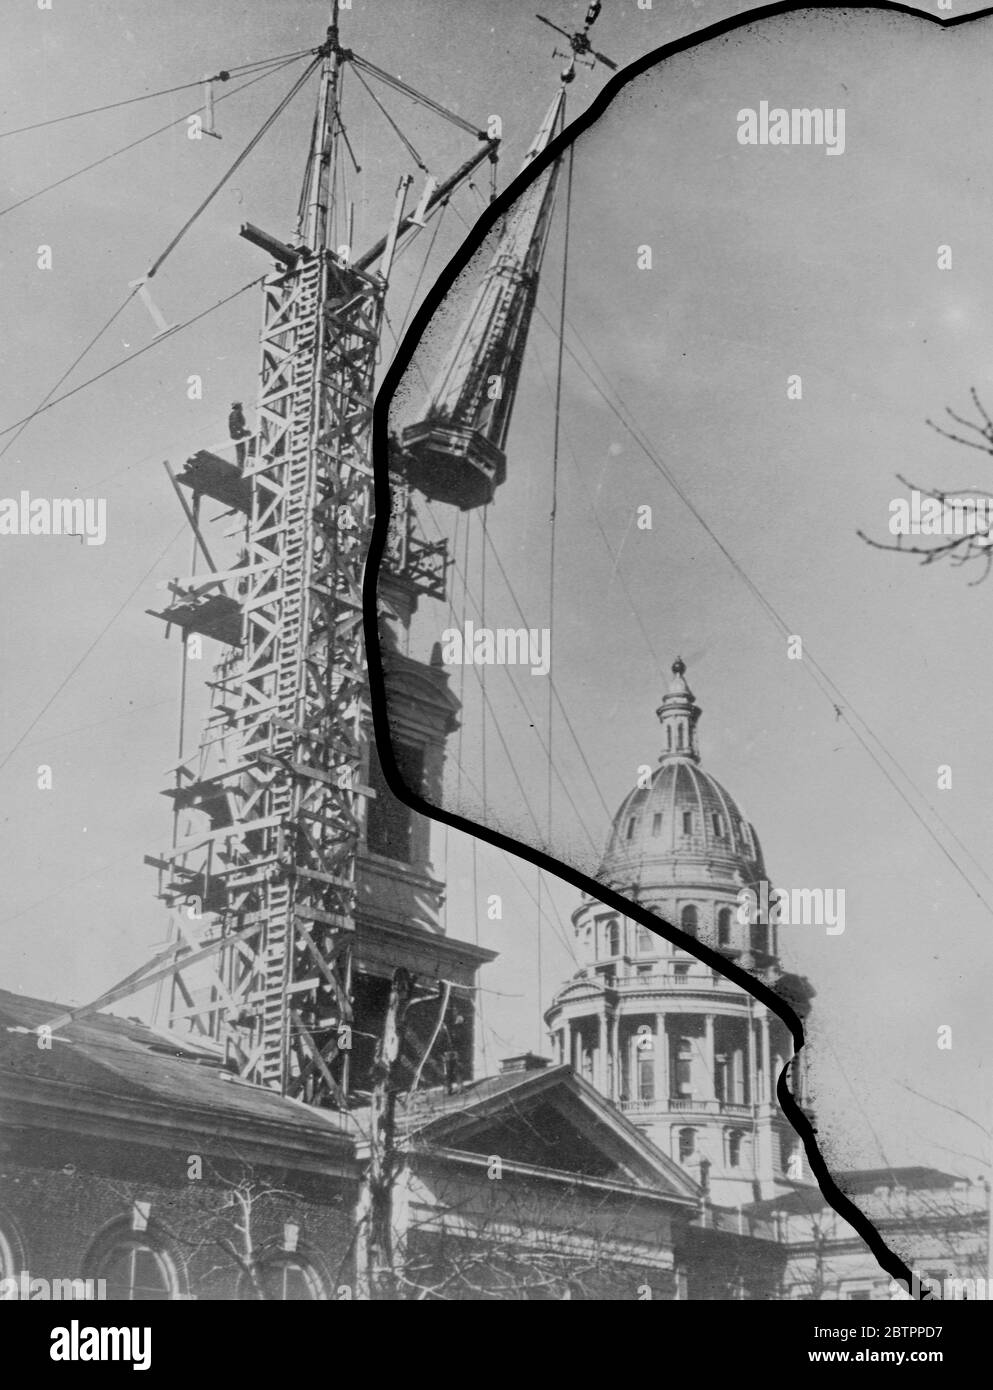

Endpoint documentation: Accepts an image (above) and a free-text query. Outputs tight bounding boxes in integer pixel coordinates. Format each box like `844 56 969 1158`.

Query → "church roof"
359 1062 701 1201
0 989 353 1171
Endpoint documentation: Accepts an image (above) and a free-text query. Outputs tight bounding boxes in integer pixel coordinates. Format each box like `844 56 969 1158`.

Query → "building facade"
546 660 815 1205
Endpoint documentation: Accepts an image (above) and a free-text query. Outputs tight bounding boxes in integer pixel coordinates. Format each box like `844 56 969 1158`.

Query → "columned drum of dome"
544 660 814 1206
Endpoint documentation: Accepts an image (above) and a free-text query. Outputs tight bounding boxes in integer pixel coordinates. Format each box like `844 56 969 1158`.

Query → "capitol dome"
544 657 812 1206
599 658 766 896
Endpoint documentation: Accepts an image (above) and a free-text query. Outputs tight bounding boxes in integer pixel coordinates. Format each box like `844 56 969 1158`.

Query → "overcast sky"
394 0 993 1195
2 1 992 1249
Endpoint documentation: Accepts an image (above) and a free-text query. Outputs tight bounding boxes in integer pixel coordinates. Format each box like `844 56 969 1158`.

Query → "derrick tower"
140 7 573 1107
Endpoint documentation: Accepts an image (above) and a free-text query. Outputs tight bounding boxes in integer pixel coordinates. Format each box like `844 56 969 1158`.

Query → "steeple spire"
656 656 702 762
397 87 567 511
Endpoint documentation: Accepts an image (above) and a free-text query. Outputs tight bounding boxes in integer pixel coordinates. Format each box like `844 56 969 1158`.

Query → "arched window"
637 1034 655 1101
681 810 692 835
636 925 653 954
680 904 698 937
651 812 662 837
626 816 637 841
0 1213 25 1291
712 812 724 838
85 1226 182 1302
750 922 769 955
678 1127 696 1163
727 1129 743 1169
717 907 732 946
675 1038 693 1096
240 1256 326 1301
606 919 621 956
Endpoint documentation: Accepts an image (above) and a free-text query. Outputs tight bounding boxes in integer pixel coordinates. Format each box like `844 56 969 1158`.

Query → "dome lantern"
656 656 702 763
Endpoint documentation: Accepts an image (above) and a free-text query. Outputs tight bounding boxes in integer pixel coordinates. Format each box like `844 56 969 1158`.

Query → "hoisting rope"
534 301 993 919
350 55 486 139
148 55 322 277
540 103 576 1039
350 62 429 173
0 54 311 221
0 47 316 140
0 56 320 463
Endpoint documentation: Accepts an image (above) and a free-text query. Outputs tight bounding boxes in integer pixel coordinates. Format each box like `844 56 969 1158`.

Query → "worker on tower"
228 401 250 468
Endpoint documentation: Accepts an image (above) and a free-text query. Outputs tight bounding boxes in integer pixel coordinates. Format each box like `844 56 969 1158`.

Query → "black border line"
366 1 990 1298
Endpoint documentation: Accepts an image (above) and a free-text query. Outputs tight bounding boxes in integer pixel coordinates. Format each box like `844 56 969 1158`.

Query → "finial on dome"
657 656 701 761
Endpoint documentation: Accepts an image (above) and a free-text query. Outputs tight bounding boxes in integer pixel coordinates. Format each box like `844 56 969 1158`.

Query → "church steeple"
398 88 567 512
656 656 702 763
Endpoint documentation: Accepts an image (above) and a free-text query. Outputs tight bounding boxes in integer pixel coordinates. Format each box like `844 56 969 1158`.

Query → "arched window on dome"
717 907 732 947
681 810 693 836
626 816 637 841
712 812 725 838
680 905 698 938
677 1127 696 1163
651 812 662 837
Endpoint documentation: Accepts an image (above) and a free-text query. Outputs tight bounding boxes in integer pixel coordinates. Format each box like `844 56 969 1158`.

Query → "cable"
385 342 616 836
0 291 140 463
350 55 484 138
11 698 173 752
0 55 308 222
0 854 135 931
0 521 188 776
0 275 264 442
531 339 667 687
478 522 614 824
395 199 449 344
0 48 316 140
1 58 316 463
350 63 428 173
147 55 322 277
416 496 604 855
535 299 993 917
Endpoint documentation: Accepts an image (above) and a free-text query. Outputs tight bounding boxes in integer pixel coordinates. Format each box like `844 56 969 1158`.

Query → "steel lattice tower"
141 10 569 1107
